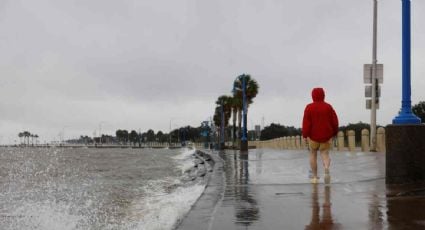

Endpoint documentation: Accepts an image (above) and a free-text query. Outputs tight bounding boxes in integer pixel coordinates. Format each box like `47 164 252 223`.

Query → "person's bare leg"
320 150 331 183
320 150 331 171
310 150 318 178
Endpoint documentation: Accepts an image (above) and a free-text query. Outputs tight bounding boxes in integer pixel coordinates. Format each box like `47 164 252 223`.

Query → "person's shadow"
305 185 340 230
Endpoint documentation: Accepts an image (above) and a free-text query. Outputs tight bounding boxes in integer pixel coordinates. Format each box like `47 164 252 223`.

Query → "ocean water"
0 147 206 230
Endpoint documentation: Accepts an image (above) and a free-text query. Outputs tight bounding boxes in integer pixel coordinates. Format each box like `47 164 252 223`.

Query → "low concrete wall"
251 128 387 153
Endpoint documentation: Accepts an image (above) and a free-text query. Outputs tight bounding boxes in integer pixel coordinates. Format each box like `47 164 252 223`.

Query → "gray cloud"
1 0 425 143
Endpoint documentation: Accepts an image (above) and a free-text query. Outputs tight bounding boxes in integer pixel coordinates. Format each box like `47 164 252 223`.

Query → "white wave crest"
132 182 206 230
172 148 196 173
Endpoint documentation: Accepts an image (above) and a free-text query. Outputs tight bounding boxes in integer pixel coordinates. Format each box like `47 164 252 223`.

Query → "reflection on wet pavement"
219 151 260 227
305 184 342 230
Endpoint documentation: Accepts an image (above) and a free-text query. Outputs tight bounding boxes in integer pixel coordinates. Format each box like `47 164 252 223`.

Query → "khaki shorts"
309 139 330 151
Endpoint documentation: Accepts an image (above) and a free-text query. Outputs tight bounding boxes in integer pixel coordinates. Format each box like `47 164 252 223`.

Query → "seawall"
174 150 224 230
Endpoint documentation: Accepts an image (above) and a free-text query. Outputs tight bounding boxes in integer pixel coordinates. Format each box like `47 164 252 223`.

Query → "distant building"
255 125 261 140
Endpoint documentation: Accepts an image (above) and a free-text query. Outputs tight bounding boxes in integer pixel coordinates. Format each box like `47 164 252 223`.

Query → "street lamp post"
386 0 425 185
241 76 248 151
392 0 421 124
233 75 249 151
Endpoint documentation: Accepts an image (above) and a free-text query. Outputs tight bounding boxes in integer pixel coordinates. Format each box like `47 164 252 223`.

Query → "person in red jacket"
302 87 339 184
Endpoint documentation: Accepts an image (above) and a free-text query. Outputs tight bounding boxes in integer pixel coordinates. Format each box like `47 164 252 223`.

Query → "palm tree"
18 132 24 145
213 106 221 127
214 95 233 147
116 130 123 144
215 95 233 126
232 74 259 140
23 131 31 146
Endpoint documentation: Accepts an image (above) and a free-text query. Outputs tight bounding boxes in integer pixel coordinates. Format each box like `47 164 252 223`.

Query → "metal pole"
393 0 421 124
242 77 247 141
241 76 248 151
370 0 378 151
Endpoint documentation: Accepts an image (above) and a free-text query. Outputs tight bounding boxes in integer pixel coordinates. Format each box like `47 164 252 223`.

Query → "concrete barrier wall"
376 127 386 152
347 130 355 152
337 131 345 151
361 129 370 152
252 128 387 153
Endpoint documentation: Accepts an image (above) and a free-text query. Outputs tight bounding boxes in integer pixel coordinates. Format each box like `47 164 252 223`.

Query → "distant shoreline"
0 144 184 149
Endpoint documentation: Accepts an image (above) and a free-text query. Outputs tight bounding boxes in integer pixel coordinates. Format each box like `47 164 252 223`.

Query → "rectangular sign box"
366 99 379 110
365 85 381 98
364 64 383 84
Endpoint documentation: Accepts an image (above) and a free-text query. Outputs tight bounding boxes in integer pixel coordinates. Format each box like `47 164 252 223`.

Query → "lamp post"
385 0 425 185
233 74 248 151
233 75 249 151
392 0 421 124
241 76 248 151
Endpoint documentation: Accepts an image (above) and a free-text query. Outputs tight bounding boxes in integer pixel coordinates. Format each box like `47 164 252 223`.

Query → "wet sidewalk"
177 149 425 230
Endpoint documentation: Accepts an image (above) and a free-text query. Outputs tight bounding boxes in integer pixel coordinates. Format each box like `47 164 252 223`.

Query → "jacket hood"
312 88 325 102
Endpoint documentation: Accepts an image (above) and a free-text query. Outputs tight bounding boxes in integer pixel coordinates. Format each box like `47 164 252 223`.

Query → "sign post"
364 0 382 151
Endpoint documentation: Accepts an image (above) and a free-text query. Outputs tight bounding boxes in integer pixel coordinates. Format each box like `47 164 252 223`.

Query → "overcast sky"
1 0 424 144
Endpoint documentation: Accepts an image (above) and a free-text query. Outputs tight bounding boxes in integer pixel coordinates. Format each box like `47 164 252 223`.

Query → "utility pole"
370 0 378 151
364 0 384 151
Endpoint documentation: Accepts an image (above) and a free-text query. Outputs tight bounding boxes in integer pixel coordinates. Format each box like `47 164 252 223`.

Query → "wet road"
178 149 425 230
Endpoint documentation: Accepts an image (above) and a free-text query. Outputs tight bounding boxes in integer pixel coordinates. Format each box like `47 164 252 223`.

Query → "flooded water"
0 147 205 230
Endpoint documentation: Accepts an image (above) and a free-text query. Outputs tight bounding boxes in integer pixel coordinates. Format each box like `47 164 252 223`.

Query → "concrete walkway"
177 149 425 230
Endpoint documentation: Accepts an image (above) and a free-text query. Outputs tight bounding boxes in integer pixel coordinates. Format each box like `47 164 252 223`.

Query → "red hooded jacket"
302 88 339 142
